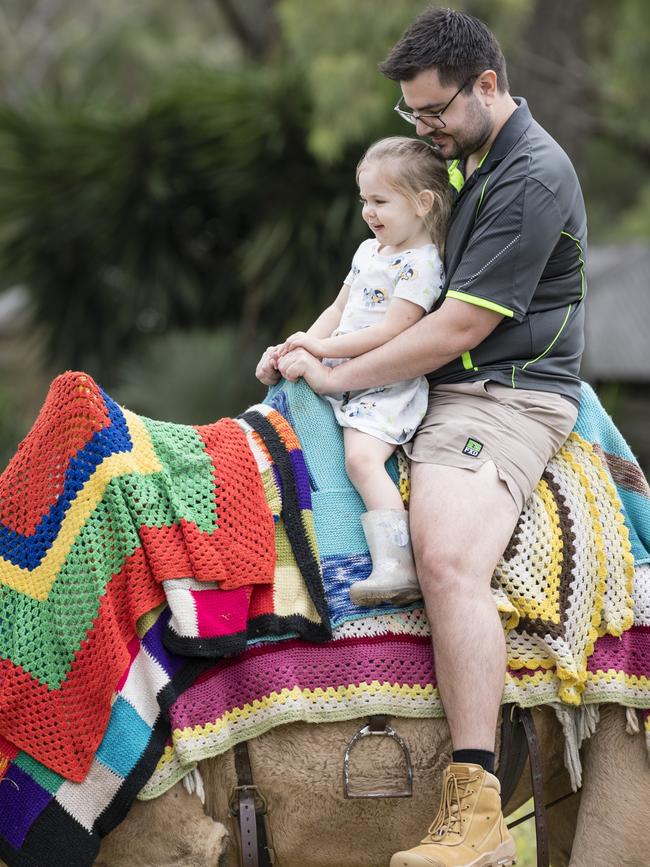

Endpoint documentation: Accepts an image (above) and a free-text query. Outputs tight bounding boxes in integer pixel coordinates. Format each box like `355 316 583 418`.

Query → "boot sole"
349 585 422 607
390 839 517 867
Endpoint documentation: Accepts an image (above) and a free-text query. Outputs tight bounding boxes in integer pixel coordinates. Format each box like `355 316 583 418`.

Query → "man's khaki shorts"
402 380 579 513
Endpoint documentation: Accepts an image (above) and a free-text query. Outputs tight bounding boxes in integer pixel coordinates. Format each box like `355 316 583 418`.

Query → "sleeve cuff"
446 290 515 319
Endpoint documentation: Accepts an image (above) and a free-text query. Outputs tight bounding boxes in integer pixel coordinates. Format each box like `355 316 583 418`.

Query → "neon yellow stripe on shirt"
446 290 515 318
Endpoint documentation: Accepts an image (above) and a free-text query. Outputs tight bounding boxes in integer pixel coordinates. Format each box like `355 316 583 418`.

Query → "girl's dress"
324 237 443 444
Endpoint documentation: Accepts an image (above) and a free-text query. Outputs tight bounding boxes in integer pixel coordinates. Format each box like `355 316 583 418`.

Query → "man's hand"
281 331 325 358
255 344 285 385
278 348 333 394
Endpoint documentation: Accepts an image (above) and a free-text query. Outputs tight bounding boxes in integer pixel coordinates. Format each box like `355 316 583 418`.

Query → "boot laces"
424 772 474 843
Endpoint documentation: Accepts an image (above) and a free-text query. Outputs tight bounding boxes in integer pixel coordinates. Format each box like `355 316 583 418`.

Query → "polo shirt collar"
448 97 533 192
475 96 532 175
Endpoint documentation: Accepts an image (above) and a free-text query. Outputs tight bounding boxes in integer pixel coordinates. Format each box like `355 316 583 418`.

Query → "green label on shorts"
462 437 483 457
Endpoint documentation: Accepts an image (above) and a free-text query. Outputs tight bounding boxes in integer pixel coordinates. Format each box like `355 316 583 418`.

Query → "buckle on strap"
229 784 268 816
343 715 413 799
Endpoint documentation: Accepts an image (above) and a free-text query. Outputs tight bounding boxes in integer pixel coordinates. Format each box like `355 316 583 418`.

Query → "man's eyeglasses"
394 75 479 130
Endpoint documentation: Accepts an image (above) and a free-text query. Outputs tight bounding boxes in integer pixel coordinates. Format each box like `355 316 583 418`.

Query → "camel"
2 379 647 867
92 377 650 866
93 704 650 867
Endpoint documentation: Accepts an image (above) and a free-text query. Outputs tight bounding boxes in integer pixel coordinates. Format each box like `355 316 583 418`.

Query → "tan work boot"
349 509 422 606
390 763 517 867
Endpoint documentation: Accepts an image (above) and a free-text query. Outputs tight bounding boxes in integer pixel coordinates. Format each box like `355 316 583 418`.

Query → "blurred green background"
0 0 649 482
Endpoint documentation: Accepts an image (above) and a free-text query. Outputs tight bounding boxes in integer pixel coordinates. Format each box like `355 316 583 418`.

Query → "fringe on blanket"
554 704 644 790
554 703 600 790
182 768 205 805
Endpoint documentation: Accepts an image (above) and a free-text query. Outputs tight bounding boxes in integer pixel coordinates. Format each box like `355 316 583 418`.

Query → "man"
261 8 586 866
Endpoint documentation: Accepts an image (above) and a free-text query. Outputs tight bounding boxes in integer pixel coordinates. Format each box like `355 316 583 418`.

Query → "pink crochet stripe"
169 636 434 728
587 626 650 677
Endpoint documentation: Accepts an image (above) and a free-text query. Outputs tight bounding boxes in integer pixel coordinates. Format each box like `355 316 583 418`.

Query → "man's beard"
431 99 493 161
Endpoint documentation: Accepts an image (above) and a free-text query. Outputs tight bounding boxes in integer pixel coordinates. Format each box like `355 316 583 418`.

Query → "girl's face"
358 163 430 252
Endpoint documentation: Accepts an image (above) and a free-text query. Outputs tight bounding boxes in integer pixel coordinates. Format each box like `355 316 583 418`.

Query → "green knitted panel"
141 417 218 533
0 481 140 687
15 750 64 794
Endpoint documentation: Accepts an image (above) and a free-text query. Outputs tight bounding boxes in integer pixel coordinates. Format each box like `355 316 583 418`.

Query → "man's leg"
409 459 520 750
390 460 519 867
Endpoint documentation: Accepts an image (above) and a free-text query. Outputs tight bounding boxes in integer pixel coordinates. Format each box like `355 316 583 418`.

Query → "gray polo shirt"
430 98 587 405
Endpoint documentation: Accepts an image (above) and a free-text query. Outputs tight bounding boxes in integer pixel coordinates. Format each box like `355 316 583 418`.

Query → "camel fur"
86 705 649 867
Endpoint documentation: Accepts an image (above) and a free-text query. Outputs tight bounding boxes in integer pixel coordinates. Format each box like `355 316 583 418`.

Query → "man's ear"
476 69 498 104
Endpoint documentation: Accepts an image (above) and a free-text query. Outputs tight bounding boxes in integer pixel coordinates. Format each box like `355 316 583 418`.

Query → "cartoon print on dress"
398 264 418 282
344 399 377 418
388 255 407 270
350 263 360 277
362 287 388 308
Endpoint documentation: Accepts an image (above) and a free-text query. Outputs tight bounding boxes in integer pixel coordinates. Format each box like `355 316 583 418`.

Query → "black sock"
452 749 495 774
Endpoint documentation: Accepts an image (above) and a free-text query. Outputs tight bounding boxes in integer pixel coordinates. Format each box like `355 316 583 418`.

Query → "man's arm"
278 298 503 392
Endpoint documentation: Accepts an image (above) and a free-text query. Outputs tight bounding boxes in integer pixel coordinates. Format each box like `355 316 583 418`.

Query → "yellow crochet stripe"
171 681 437 743
554 436 608 701
580 435 635 635
504 669 557 689
0 409 161 601
506 477 563 623
151 743 177 772
506 654 555 671
537 476 563 618
585 670 650 690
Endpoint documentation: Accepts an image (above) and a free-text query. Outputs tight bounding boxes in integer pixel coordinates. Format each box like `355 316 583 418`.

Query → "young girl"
257 137 452 607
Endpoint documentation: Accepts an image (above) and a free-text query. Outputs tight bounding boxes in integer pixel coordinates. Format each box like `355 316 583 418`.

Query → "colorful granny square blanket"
0 372 330 867
0 373 648 867
141 379 650 800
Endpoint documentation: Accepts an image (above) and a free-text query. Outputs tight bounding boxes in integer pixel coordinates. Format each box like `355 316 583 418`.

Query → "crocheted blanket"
140 379 650 799
0 375 648 867
0 373 331 867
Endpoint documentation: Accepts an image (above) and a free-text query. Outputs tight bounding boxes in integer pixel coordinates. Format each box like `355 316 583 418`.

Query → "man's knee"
414 542 473 597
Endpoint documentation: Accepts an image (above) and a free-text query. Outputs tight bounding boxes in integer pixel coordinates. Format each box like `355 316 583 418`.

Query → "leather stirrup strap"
232 741 273 867
519 708 550 867
496 703 529 809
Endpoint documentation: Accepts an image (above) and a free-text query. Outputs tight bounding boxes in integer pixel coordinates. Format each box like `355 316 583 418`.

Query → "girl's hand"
278 349 332 394
255 344 284 385
282 332 325 359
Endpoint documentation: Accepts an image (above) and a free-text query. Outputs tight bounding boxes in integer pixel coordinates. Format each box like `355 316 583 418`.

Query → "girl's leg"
343 428 402 510
343 428 421 606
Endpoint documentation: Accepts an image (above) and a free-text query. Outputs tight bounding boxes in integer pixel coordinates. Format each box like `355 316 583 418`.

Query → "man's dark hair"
380 7 509 93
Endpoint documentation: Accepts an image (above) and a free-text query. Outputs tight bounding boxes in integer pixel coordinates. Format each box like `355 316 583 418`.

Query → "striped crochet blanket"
0 372 330 867
141 379 650 799
0 374 648 867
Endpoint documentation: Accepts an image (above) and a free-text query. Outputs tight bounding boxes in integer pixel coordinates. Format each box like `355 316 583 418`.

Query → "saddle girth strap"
496 703 529 809
518 707 550 867
232 741 273 867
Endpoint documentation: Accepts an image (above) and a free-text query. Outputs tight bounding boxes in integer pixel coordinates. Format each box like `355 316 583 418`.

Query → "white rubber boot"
349 509 422 606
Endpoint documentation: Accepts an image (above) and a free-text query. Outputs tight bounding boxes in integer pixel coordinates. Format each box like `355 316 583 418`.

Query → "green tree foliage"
0 0 237 108
114 327 268 423
278 0 531 162
0 64 366 382
583 0 650 236
0 0 649 420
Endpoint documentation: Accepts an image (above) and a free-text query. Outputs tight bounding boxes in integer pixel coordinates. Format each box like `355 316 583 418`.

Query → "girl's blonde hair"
356 136 453 252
